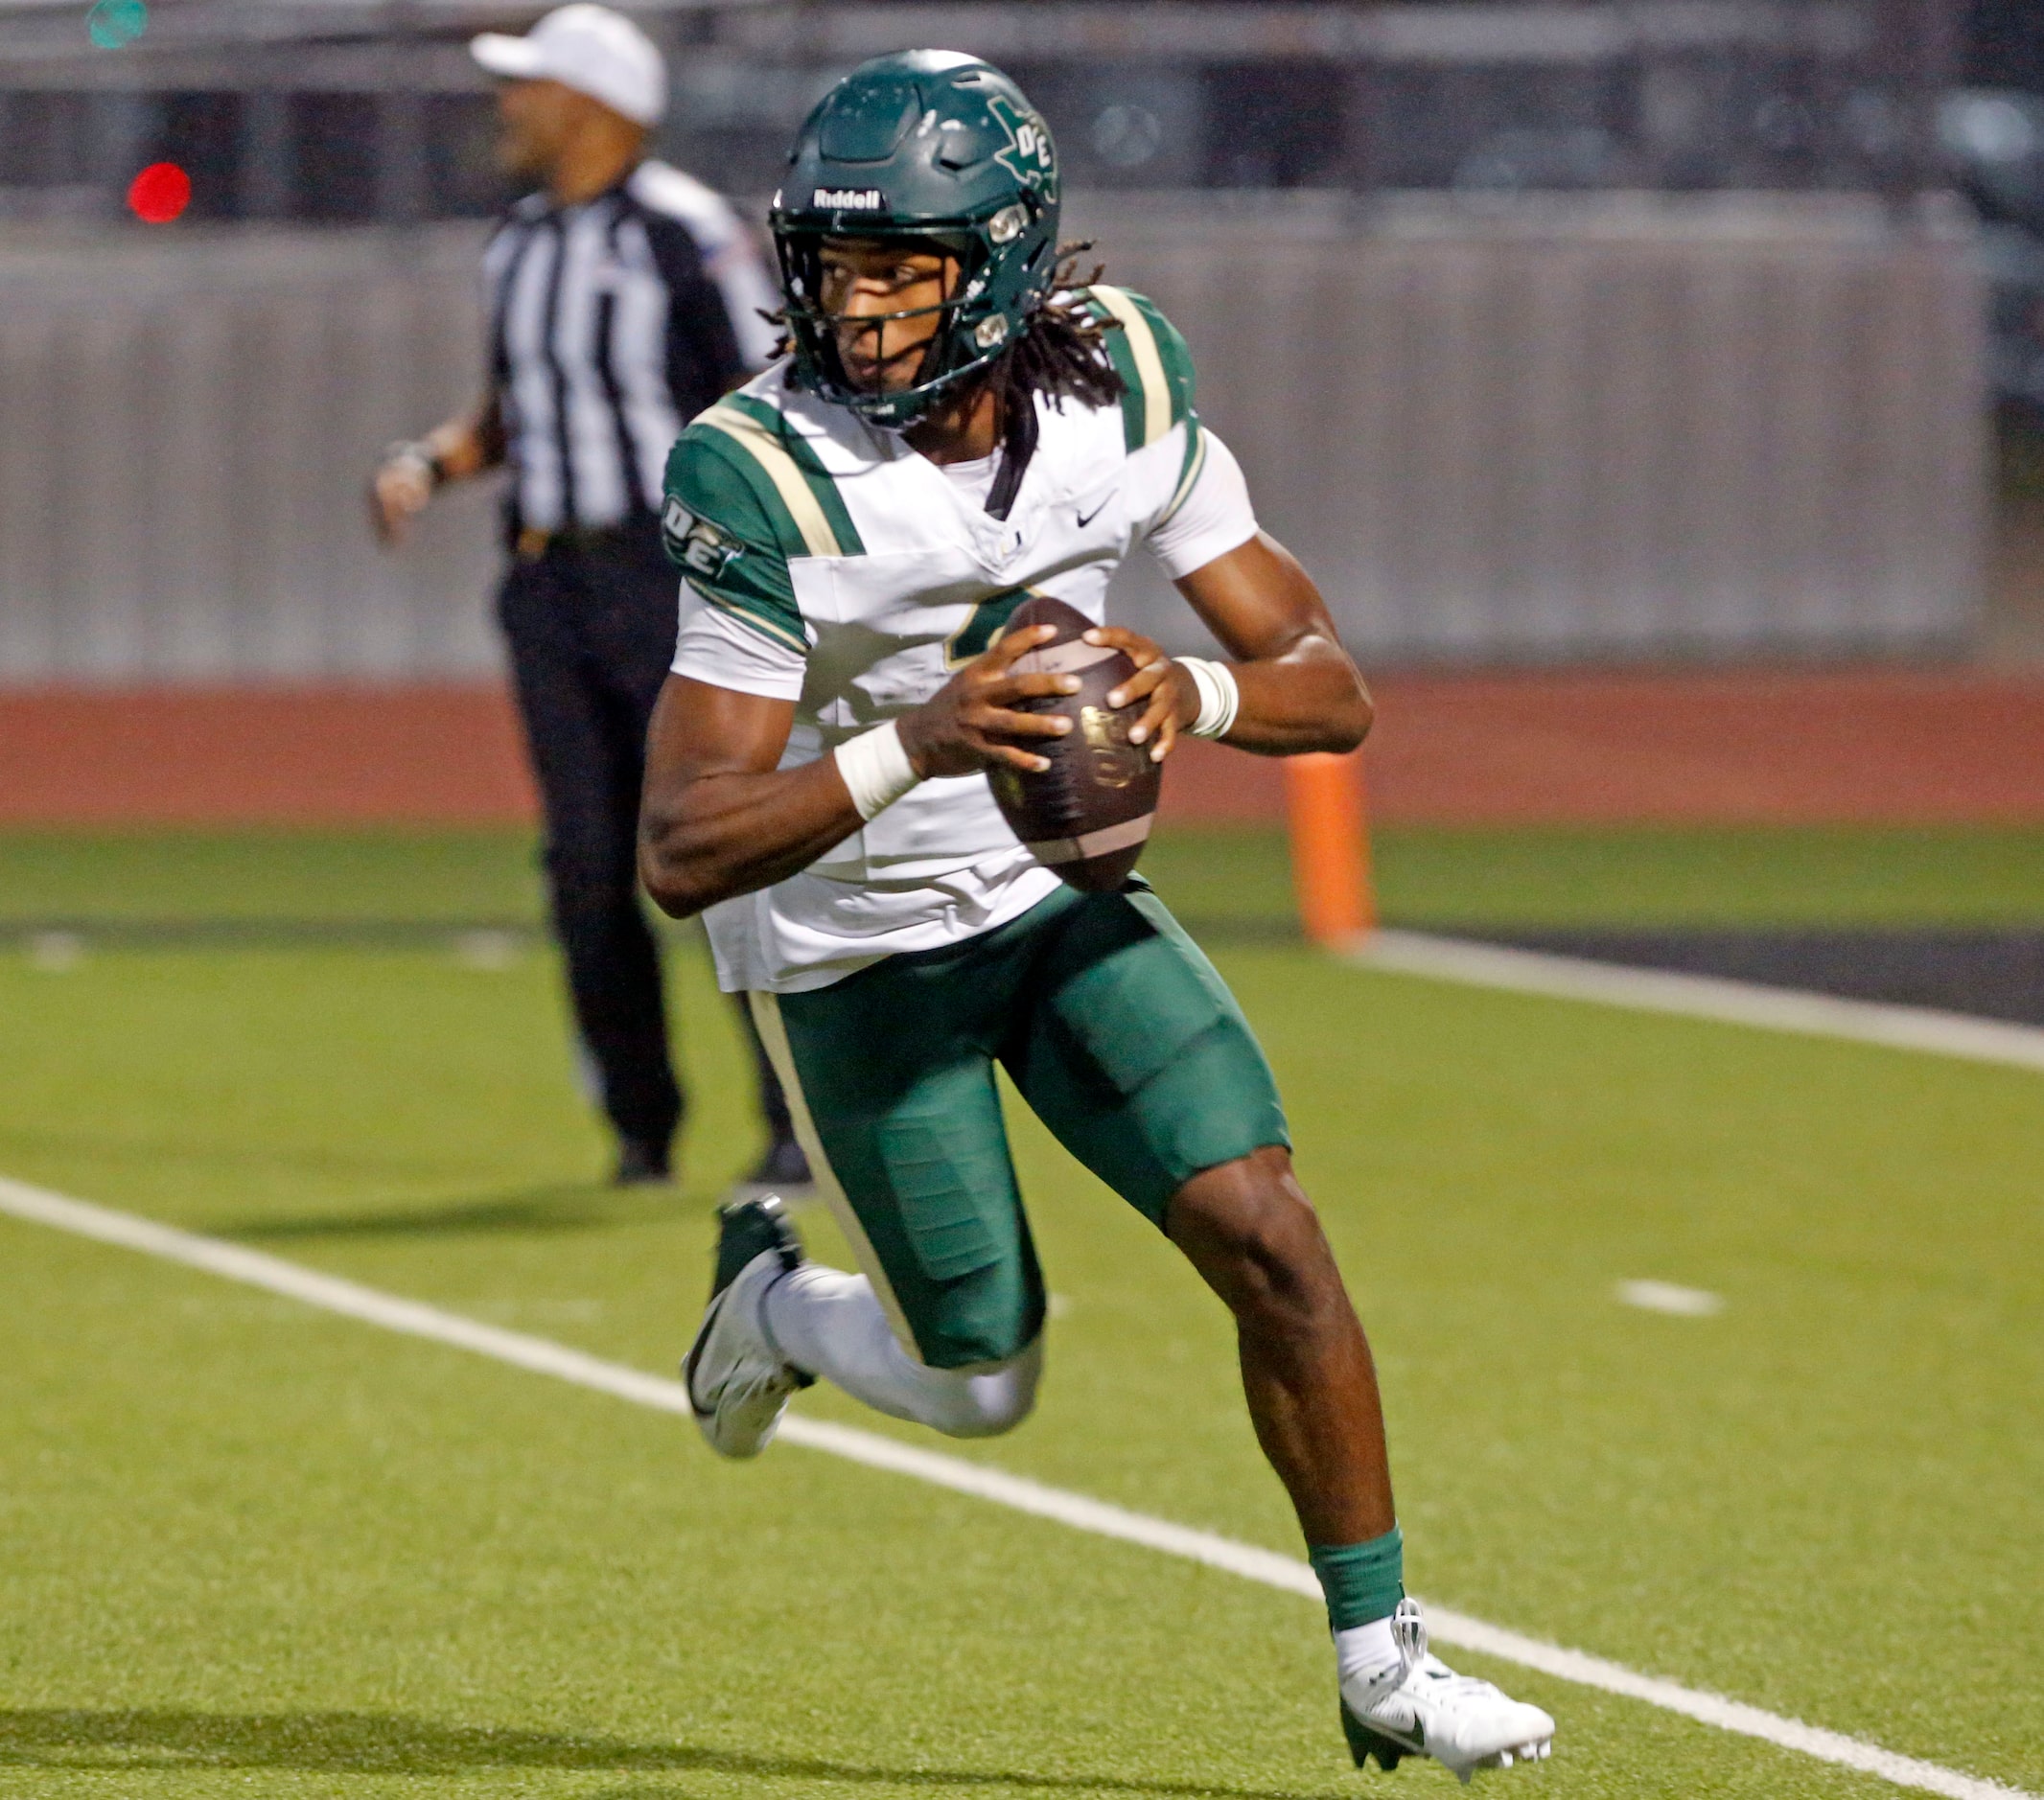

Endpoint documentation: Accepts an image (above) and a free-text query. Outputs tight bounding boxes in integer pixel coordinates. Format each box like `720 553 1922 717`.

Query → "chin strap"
985 380 1038 520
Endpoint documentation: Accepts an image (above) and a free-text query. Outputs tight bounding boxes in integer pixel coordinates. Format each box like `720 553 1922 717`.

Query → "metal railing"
0 1 1963 219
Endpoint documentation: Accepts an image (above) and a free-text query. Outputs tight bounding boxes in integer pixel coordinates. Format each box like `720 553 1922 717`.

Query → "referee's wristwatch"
382 439 448 490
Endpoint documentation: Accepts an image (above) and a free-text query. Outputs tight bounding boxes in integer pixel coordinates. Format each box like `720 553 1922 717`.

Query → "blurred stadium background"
3 2 2044 746
5 9 2043 1798
4 0 2044 975
0 0 2026 681
5 0 2044 963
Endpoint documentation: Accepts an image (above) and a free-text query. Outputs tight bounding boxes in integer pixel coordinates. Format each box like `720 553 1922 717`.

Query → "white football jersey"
662 286 1257 994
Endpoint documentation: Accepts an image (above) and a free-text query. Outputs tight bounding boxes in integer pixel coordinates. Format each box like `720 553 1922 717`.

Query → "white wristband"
1177 657 1241 740
834 720 922 821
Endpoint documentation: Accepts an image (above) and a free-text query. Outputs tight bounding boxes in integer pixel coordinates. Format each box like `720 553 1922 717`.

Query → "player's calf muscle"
1168 1150 1349 1332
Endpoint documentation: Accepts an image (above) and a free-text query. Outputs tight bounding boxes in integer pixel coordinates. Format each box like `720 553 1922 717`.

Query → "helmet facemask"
776 212 1048 429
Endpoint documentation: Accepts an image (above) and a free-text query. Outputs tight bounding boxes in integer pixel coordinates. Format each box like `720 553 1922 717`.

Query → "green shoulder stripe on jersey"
695 395 865 560
663 428 808 654
1086 286 1196 452
1154 419 1209 530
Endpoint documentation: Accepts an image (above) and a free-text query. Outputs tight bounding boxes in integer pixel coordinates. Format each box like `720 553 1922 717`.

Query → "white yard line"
1 1172 2031 1800
1348 931 2044 1074
1616 1280 1726 1318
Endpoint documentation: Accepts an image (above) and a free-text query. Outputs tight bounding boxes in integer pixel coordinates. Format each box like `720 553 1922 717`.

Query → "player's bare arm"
1094 530 1374 762
639 624 1079 918
368 394 506 545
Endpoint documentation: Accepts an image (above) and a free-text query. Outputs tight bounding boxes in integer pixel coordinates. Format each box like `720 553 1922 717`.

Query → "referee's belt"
514 519 647 562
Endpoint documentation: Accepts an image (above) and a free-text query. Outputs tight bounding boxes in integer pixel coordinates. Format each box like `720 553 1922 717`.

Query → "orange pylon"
1285 750 1376 947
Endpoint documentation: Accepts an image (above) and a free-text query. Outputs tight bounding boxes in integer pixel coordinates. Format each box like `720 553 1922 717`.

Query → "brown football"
987 593 1162 893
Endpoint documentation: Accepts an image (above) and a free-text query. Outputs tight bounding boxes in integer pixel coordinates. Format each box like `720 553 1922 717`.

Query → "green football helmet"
769 49 1061 429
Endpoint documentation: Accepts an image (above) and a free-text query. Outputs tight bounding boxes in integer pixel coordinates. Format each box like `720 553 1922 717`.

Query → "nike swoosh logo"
1364 1701 1423 1751
1075 499 1109 528
1379 1717 1424 1753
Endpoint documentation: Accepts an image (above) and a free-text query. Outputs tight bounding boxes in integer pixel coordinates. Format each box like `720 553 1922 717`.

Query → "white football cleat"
1340 1600 1555 1783
682 1195 812 1459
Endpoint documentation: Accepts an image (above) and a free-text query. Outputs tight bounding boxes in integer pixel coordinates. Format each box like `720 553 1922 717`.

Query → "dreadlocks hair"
979 243 1126 479
993 243 1126 414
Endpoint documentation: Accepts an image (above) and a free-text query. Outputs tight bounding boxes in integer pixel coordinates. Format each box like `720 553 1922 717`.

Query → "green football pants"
749 882 1289 1371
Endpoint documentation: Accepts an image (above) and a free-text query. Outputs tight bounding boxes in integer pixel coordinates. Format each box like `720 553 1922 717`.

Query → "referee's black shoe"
614 1138 673 1187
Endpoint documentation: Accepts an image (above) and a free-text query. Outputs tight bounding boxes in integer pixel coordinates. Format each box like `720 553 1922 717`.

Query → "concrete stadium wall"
0 194 1989 684
0 224 499 684
1084 193 1991 662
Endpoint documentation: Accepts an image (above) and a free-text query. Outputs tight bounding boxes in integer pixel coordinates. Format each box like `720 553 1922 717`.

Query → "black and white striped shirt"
483 160 779 536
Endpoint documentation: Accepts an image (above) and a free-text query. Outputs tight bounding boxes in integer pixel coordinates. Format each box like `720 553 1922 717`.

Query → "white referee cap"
471 4 667 127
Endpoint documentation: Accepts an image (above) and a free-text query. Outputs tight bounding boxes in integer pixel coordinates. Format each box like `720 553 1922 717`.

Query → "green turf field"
7 821 2044 934
2 829 2039 1797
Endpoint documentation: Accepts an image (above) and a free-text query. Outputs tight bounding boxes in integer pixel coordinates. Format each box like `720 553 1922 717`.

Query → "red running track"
4 671 2044 828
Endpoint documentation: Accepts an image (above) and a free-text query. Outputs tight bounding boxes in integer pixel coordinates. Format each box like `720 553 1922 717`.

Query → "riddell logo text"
814 188 886 210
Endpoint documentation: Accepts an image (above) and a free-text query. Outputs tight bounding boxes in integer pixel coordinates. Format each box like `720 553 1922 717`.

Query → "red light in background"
128 161 191 224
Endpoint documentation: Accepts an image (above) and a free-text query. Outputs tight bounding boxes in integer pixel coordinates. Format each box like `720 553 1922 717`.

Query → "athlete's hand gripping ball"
943 594 1181 892
894 619 1081 780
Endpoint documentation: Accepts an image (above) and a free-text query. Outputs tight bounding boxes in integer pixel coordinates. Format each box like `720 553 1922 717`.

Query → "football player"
639 50 1555 1781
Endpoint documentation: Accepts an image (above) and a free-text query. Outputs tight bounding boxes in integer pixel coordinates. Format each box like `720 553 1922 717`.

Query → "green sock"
1309 1526 1405 1633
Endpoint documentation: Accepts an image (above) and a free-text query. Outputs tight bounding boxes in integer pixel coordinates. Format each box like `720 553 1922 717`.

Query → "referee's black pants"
497 518 790 1162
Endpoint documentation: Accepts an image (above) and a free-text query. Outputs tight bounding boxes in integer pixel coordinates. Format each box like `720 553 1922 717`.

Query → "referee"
371 3 806 1193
